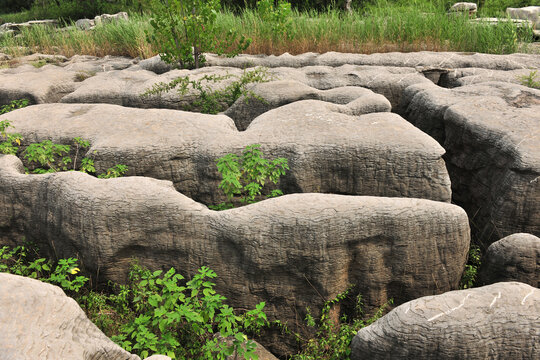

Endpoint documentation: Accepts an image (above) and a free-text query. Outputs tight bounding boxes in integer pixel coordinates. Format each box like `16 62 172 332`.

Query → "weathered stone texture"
0 155 469 355
0 103 451 204
479 233 540 287
0 273 140 360
351 282 540 360
401 81 540 244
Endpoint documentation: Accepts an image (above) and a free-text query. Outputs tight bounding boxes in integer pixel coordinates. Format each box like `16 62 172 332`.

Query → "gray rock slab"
0 273 140 360
60 66 247 111
479 233 540 287
61 64 428 113
401 81 540 244
206 51 540 70
0 102 451 204
439 67 538 87
267 64 430 112
0 64 81 105
351 282 539 360
225 80 391 130
0 155 470 356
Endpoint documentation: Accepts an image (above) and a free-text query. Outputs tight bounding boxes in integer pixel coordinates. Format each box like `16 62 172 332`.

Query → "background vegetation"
0 0 536 58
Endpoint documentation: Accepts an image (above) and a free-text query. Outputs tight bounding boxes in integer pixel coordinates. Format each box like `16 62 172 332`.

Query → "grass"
0 1 536 59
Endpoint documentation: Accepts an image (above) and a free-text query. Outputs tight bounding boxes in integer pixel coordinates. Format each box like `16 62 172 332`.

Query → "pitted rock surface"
206 51 540 70
224 80 391 130
0 273 140 360
60 64 426 112
0 64 81 105
401 81 540 244
351 282 540 360
0 102 451 204
439 67 538 87
0 155 470 356
480 233 540 287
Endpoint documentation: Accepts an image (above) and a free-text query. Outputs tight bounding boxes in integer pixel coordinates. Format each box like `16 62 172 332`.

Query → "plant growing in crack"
520 70 540 89
142 67 271 114
210 144 289 210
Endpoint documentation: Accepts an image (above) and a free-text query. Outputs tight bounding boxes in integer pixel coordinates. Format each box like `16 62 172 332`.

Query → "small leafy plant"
460 244 482 289
291 287 392 360
520 70 540 89
0 120 23 155
0 244 88 293
21 136 127 178
111 264 268 359
142 67 270 114
146 0 250 69
211 144 289 210
0 99 30 115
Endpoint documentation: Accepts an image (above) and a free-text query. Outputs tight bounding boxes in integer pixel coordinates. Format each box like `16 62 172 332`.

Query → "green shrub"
112 264 268 359
142 67 270 114
0 244 88 292
211 144 289 209
460 244 482 289
291 286 392 360
146 0 250 69
257 0 293 39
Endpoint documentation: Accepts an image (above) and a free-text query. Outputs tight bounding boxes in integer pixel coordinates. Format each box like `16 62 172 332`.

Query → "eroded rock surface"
479 233 540 287
0 64 80 105
401 81 540 244
0 154 470 355
0 273 140 360
0 102 451 204
351 282 540 360
206 51 540 70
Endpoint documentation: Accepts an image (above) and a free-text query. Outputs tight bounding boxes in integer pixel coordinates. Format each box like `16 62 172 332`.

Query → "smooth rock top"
0 102 452 203
480 233 540 287
0 273 140 360
351 282 540 360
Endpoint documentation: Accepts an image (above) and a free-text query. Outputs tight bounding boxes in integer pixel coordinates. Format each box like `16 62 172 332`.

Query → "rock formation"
479 233 540 287
351 282 540 359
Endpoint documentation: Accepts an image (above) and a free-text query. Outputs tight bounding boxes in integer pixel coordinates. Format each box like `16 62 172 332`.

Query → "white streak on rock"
521 289 534 305
489 292 501 308
427 294 471 322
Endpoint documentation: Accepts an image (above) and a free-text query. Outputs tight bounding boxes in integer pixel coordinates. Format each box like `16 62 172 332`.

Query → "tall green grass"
0 1 534 59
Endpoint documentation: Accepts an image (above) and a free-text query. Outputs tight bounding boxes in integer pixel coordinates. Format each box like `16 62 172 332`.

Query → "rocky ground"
0 50 539 359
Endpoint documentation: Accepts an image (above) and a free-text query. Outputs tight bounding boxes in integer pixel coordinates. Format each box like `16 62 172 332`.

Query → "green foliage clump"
0 99 29 155
112 265 268 359
0 244 88 292
460 244 482 289
0 244 268 359
291 286 392 360
147 0 250 69
142 67 270 114
257 0 293 39
211 144 289 209
0 120 23 155
520 70 540 89
0 99 29 115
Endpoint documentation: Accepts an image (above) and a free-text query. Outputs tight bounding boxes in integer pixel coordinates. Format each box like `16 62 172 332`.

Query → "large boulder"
0 273 140 360
479 233 540 287
401 81 540 244
0 154 470 356
0 103 452 204
351 282 540 359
